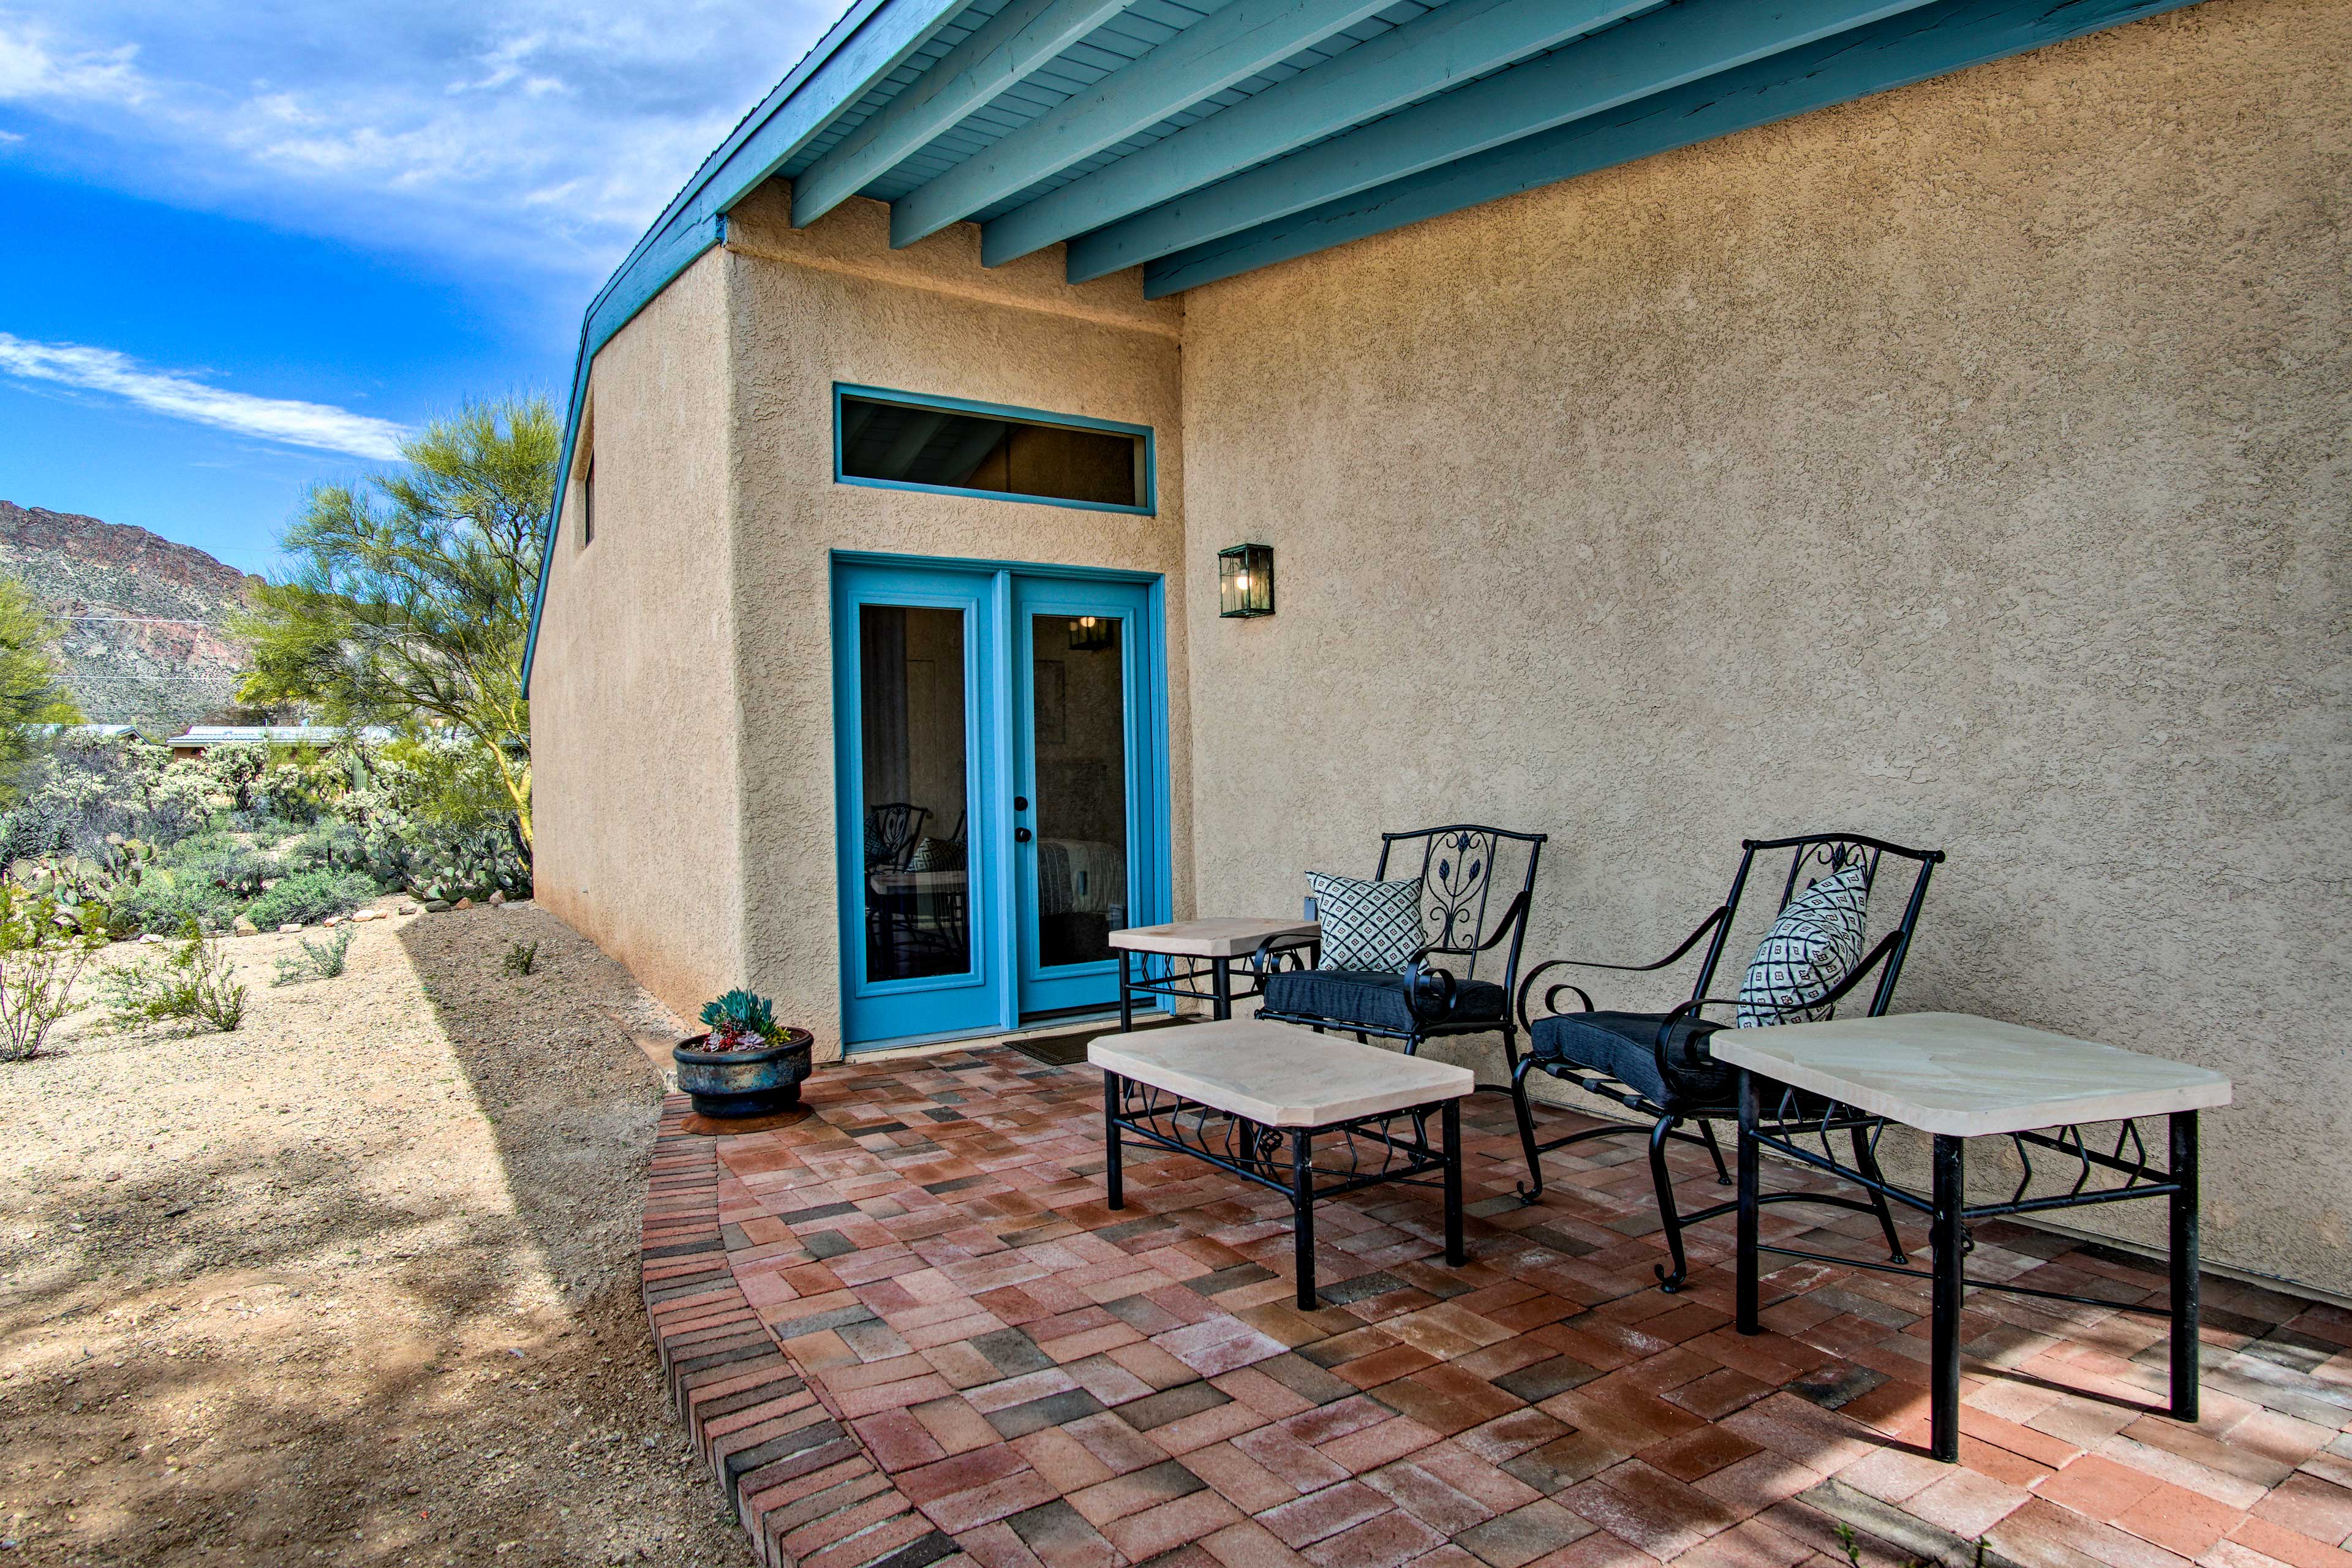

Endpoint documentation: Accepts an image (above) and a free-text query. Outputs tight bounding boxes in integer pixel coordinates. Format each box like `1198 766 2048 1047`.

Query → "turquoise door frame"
832 552 1172 1050
1011 573 1155 1017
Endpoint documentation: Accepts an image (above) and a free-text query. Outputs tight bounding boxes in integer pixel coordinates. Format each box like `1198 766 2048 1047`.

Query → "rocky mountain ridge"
0 500 260 731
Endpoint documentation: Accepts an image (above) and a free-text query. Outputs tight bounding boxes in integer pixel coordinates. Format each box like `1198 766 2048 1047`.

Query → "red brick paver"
641 1049 2352 1568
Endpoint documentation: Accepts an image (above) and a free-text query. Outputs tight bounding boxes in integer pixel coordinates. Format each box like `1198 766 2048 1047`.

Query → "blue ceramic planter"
672 1028 815 1118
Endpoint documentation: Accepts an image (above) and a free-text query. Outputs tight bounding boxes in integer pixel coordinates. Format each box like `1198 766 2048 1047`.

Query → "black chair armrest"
1513 905 1732 1030
1250 930 1317 976
1514 960 1597 1031
1403 959 1460 1020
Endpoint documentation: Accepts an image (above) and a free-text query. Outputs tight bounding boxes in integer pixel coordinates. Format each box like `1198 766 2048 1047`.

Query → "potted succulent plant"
672 989 815 1118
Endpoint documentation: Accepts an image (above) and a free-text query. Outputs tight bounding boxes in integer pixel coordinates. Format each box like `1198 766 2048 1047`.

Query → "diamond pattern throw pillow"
1736 861 1872 1027
1307 872 1424 973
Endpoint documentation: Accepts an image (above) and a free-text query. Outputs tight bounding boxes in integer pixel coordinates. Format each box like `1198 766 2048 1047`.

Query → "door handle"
1014 827 1033 844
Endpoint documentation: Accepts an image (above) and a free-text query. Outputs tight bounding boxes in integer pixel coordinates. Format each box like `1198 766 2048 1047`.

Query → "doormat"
1008 1014 1185 1068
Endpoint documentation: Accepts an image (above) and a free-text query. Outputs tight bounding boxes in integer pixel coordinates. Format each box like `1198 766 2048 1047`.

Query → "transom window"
835 386 1152 514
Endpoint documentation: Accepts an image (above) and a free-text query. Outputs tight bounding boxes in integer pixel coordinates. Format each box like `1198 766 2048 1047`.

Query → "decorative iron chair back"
1689 832 1942 1020
1372 825 1545 985
866 802 931 871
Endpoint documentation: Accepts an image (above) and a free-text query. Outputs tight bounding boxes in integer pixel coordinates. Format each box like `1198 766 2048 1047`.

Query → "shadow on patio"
644 1046 2352 1568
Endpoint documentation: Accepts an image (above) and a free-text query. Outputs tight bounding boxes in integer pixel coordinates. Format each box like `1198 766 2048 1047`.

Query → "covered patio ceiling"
619 0 2200 317
519 0 2206 692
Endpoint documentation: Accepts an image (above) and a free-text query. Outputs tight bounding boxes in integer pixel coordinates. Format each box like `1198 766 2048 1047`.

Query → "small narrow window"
836 388 1151 513
581 454 595 547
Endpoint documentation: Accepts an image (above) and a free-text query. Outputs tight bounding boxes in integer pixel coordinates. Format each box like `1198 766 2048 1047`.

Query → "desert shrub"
0 730 517 927
108 875 244 937
284 821 366 873
0 888 102 1062
501 940 538 976
324 738 529 900
103 831 276 936
273 926 355 986
99 922 247 1034
243 869 376 929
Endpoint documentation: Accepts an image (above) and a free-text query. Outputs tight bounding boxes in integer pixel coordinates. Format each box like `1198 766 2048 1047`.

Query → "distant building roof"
162 725 398 749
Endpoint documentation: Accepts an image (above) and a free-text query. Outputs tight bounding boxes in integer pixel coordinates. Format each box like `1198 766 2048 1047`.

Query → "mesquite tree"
238 398 554 845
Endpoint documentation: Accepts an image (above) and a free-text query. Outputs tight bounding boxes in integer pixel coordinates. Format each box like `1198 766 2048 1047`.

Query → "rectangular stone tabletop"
1109 918 1319 958
1090 1019 1472 1126
870 870 967 891
1706 1011 2232 1137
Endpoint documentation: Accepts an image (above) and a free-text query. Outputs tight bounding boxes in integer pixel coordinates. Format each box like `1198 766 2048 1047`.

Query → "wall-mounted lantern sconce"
1066 614 1116 652
1218 542 1275 618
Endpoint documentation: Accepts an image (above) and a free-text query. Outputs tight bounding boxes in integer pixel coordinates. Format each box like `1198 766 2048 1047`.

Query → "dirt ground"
0 904 752 1568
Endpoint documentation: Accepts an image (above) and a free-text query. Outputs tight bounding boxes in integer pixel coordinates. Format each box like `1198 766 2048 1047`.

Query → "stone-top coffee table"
1711 1011 2231 1463
1090 1019 1471 1309
1109 918 1319 1027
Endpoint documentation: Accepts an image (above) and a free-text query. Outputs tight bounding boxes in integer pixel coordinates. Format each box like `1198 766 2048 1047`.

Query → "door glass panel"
1030 614 1128 969
860 605 970 981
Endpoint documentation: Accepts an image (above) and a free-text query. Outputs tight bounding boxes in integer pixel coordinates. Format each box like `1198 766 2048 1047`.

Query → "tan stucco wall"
720 187 1189 1062
1177 0 2352 1294
532 249 747 1019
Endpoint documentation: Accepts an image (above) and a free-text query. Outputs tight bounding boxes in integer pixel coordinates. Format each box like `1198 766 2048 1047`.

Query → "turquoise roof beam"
1140 0 2204 297
981 0 1655 268
886 0 1400 249
791 0 1139 227
1067 0 1942 282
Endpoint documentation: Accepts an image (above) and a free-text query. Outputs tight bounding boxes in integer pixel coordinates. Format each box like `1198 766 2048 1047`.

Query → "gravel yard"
0 904 749 1568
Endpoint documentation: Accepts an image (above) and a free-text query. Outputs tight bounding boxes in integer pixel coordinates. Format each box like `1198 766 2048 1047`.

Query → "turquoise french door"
833 557 1167 1048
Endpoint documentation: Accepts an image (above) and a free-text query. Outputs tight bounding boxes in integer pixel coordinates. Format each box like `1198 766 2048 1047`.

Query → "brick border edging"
642 1093 962 1568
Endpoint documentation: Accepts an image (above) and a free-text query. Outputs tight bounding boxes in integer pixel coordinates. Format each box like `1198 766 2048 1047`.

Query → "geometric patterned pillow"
1736 860 1871 1028
1306 872 1424 973
905 836 956 872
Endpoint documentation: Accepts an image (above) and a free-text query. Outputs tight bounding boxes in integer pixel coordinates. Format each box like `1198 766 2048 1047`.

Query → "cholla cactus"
698 989 780 1052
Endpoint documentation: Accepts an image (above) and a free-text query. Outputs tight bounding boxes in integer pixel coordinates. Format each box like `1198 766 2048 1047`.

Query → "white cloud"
0 20 146 105
0 333 410 459
0 2 843 279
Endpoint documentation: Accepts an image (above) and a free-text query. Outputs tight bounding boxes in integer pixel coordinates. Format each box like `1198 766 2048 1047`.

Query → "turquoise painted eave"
1139 0 2209 296
523 0 2212 691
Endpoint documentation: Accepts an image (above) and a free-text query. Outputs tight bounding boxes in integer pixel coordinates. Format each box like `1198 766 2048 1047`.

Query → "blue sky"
0 0 842 573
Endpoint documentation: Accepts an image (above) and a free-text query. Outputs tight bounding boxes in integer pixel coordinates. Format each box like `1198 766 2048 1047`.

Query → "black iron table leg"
1104 1074 1125 1210
1118 950 1134 1033
1212 958 1233 1021
1442 1101 1464 1267
1930 1134 1966 1463
1736 1070 1761 1335
2170 1109 2200 1422
1291 1128 1317 1311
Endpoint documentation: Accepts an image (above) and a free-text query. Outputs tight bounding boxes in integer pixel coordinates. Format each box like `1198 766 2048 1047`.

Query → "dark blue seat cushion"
1261 968 1506 1036
1528 1010 1733 1110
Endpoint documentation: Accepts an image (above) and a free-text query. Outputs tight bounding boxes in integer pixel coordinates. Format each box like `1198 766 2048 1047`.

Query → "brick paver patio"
641 1047 2352 1568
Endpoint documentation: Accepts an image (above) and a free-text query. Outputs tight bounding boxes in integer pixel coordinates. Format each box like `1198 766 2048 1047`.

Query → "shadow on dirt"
0 907 742 1568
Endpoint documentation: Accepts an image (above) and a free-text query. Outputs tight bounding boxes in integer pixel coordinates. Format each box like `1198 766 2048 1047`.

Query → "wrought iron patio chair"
1253 825 1548 1186
863 803 933 978
864 802 931 870
1513 832 1944 1292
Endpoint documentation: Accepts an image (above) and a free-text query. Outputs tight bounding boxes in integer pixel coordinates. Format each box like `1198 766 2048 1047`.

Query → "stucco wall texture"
719 189 1189 1062
533 249 748 1017
537 0 2349 1296
1178 0 2350 1294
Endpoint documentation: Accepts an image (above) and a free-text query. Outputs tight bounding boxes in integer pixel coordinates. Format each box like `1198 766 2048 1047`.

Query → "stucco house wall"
718 189 1190 1062
533 249 748 1019
1176 0 2350 1295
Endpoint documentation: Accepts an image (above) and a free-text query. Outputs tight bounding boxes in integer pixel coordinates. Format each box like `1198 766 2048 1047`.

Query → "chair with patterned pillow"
1513 832 1944 1292
1253 824 1549 1187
